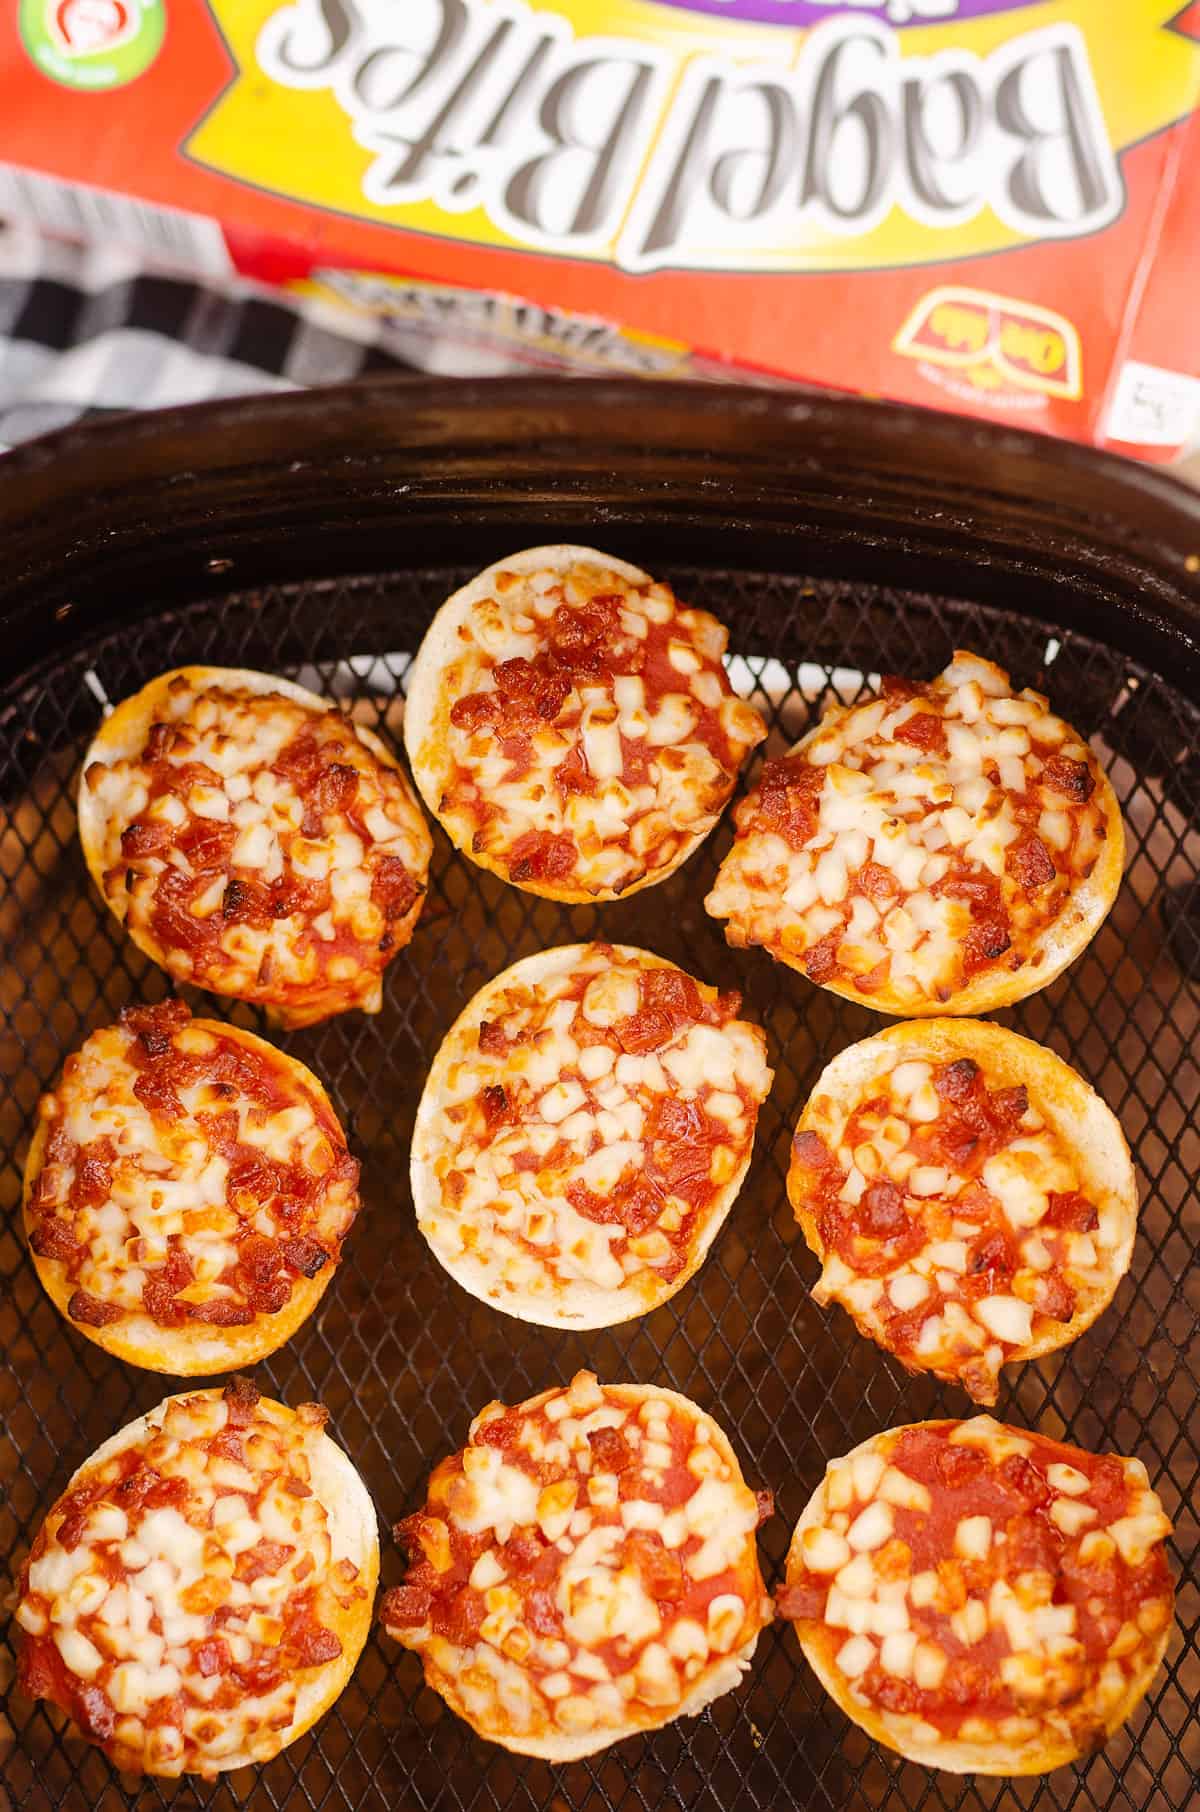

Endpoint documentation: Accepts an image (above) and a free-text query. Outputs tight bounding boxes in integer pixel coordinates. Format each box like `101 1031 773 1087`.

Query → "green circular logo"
19 0 164 91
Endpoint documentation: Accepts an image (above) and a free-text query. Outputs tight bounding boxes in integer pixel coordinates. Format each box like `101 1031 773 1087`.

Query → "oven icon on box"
894 285 1083 402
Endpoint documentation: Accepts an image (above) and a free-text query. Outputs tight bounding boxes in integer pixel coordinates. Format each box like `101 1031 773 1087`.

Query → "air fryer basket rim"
0 376 1199 685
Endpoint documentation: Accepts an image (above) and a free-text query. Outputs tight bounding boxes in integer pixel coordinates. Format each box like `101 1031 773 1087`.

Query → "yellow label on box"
189 0 1199 273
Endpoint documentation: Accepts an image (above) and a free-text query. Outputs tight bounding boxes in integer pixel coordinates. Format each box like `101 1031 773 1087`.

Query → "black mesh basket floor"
2 563 1198 1812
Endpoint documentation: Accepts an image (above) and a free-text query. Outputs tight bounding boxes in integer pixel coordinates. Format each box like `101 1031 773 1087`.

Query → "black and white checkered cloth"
0 221 526 450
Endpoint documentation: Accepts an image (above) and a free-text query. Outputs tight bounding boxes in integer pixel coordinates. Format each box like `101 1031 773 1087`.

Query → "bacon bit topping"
775 1581 826 1622
144 721 175 760
107 1468 189 1519
279 1235 330 1279
29 1219 81 1264
893 710 948 755
588 1425 634 1473
189 1298 254 1327
613 1007 672 1055
1047 1190 1100 1232
479 1084 510 1127
68 1291 125 1328
792 1130 833 1170
962 915 1012 975
969 1230 1014 1281
451 691 499 733
370 855 420 922
195 1637 231 1678
75 1684 116 1742
289 1624 342 1668
224 1375 261 1419
754 756 825 852
857 861 900 904
567 1177 662 1240
1044 755 1095 802
857 1181 909 1239
122 996 190 1051
1036 1271 1077 1322
141 1247 196 1325
934 1058 979 1102
627 1529 685 1602
1009 834 1057 894
804 935 840 986
236 1539 295 1584
507 829 578 885
497 656 573 725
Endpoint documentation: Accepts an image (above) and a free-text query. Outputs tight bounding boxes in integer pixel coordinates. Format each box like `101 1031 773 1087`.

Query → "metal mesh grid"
1 566 1198 1812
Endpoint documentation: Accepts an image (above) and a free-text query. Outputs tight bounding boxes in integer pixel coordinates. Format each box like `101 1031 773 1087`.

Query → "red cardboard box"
3 0 1199 459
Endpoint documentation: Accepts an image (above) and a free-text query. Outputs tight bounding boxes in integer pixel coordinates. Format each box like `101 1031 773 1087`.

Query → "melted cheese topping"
415 558 765 895
84 677 431 1022
414 946 771 1324
380 1372 771 1748
16 1382 368 1777
781 1419 1173 1759
789 1048 1124 1404
26 1001 360 1335
705 653 1113 1008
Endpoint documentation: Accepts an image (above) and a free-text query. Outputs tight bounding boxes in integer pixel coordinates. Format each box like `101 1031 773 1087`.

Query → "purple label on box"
654 1 1038 26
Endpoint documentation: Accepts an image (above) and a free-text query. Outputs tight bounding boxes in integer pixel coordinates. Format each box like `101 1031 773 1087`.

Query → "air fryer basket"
2 380 1199 1812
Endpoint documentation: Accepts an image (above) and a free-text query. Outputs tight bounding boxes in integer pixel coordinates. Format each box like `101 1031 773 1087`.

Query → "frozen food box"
2 0 1199 459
